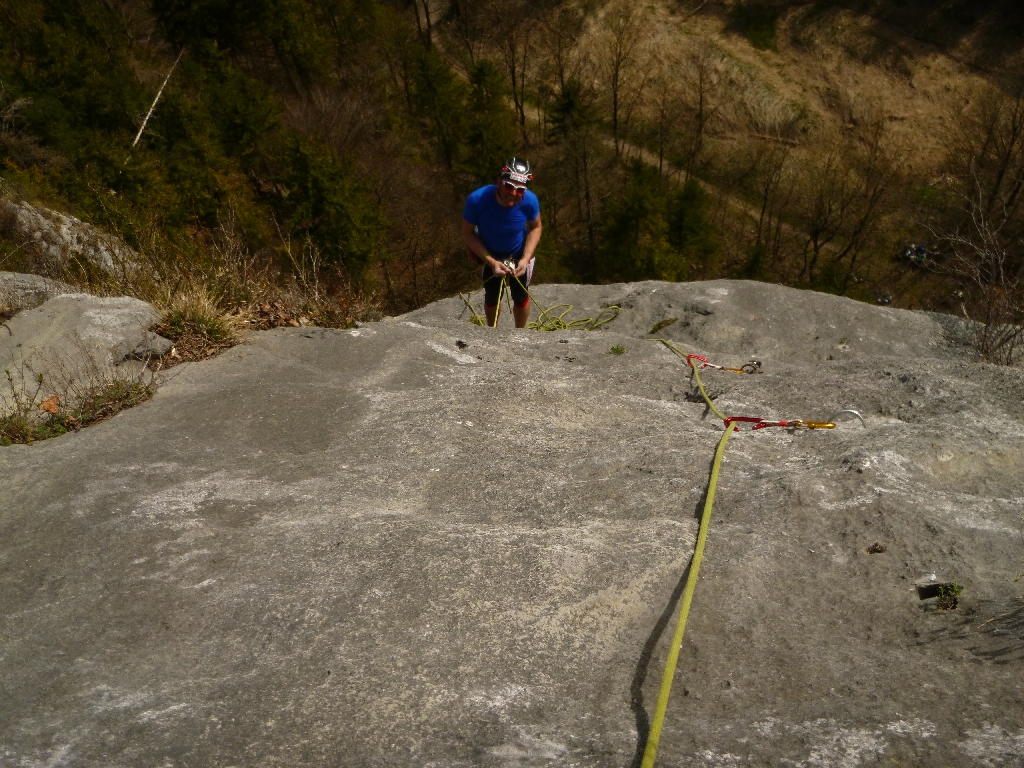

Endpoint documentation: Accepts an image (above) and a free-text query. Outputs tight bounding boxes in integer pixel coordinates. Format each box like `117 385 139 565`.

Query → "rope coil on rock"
640 339 864 768
460 270 620 332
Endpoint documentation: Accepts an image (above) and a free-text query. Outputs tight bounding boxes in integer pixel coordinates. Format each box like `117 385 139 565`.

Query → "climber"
461 157 543 328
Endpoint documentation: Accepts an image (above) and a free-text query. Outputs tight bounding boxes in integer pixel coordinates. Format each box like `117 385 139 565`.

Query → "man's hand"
514 257 532 278
487 256 512 276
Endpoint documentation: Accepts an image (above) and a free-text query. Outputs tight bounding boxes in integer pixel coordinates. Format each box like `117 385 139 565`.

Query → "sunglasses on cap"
500 179 527 195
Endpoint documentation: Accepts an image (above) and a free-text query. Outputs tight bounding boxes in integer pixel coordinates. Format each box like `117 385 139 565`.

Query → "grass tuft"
1 369 153 446
152 288 249 365
937 583 963 610
163 289 243 343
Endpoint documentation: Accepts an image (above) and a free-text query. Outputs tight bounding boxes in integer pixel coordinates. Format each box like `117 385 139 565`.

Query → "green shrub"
596 165 715 283
937 583 962 610
730 3 781 50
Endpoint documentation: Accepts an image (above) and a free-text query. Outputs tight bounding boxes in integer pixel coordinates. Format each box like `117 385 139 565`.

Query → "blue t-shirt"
463 185 540 255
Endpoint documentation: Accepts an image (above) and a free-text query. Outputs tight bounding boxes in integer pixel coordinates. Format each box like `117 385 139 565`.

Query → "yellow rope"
641 420 737 768
464 269 621 331
654 339 728 420
529 302 621 332
459 292 486 326
640 341 843 765
454 303 851 766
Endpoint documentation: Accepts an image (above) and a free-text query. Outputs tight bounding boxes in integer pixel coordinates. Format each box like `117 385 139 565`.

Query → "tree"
279 138 388 286
596 162 714 282
449 0 485 66
490 0 534 144
549 79 600 255
643 57 687 175
462 60 517 184
312 0 382 79
940 193 1024 363
540 4 586 93
155 0 330 90
796 152 856 284
667 177 716 269
379 4 419 111
411 48 469 172
948 80 1024 241
409 0 441 49
941 81 1024 363
594 1 650 158
746 142 793 279
829 119 896 291
679 42 724 174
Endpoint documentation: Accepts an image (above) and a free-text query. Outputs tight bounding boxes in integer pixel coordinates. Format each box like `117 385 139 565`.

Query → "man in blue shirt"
462 157 543 328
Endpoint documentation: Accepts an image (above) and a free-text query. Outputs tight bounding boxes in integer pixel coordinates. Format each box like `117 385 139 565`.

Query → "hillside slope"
4 0 1024 321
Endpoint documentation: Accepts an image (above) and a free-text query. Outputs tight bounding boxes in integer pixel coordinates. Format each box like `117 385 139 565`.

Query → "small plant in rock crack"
1 362 154 446
608 345 627 355
937 583 963 610
4 366 44 405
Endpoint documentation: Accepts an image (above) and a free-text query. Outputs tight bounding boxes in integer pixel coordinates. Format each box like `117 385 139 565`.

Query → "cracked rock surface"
1 280 1022 767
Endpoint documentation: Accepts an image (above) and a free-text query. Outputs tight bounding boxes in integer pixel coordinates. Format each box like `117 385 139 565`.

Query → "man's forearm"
522 224 542 261
464 232 488 258
462 222 501 268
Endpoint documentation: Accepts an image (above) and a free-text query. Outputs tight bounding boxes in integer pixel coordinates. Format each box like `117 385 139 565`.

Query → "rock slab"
0 271 74 315
1 280 1022 767
1 290 170 405
0 198 139 274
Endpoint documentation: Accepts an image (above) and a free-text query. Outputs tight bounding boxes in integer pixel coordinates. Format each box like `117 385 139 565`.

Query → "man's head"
496 157 532 206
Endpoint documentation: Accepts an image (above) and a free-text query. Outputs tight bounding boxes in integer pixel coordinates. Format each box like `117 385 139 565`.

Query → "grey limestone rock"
1 290 171 404
0 197 140 275
0 270 75 315
0 280 1021 767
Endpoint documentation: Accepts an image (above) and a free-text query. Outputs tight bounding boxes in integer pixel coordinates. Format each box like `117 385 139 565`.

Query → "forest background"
1 0 1023 361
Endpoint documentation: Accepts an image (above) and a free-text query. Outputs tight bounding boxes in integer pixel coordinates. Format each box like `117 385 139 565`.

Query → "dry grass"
0 193 380 367
1 357 154 445
151 288 249 366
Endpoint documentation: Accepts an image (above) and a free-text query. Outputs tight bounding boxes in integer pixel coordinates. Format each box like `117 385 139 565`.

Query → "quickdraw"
722 416 836 430
686 354 762 375
754 419 836 430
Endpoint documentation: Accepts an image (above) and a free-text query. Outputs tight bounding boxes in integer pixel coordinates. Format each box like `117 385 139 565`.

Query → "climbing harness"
639 339 864 768
460 269 620 332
